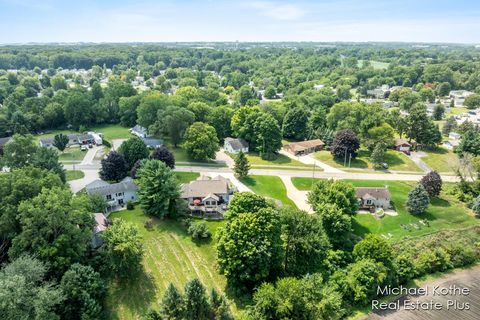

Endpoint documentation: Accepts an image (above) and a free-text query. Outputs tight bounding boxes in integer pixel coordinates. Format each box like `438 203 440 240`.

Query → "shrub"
188 222 211 240
126 201 135 210
406 184 430 214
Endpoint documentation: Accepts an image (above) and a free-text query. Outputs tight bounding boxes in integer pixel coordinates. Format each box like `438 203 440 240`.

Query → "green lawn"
245 152 313 168
314 149 421 172
291 178 479 240
175 172 200 184
445 107 468 116
106 209 229 320
422 147 460 173
66 170 85 181
240 175 296 207
357 60 389 70
58 147 86 162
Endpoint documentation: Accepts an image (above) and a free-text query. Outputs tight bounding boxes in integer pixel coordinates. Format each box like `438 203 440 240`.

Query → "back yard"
106 208 229 320
240 175 296 207
291 177 479 240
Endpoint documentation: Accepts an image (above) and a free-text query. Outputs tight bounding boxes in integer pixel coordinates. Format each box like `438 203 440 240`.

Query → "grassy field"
445 107 468 116
175 172 200 184
66 170 85 181
245 152 313 168
422 147 460 173
58 147 86 162
106 209 228 319
357 60 390 70
314 149 421 172
291 178 479 240
240 175 296 207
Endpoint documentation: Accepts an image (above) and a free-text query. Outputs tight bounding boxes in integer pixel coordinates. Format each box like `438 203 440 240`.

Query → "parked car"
88 143 93 148
81 145 87 151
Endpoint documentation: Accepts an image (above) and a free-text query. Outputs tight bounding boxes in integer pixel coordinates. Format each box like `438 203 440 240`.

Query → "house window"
106 195 112 200
366 199 372 205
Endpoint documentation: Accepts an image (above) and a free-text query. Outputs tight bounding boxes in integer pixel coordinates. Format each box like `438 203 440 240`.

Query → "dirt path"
366 265 480 320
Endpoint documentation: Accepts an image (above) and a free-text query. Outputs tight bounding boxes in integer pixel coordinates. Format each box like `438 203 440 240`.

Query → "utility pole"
348 153 352 168
311 162 316 189
344 147 348 167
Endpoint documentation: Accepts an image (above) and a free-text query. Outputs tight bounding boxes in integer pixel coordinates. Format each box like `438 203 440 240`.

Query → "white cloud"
246 1 305 20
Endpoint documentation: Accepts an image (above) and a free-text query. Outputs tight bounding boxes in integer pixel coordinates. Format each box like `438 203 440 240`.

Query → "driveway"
80 145 103 165
280 176 313 213
279 149 344 173
68 169 99 193
409 151 432 173
215 149 234 168
111 139 126 151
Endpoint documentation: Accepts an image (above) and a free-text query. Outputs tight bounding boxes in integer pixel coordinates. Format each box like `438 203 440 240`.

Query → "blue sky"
1 0 480 43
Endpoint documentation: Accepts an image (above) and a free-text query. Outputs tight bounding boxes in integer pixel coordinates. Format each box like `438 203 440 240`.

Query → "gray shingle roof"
86 177 138 197
181 176 229 198
0 137 12 147
224 137 249 151
355 187 390 200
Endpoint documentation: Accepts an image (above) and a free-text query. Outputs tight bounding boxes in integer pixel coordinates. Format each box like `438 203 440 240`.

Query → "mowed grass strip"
106 209 227 320
290 177 479 240
314 149 421 172
65 170 85 181
175 172 200 184
240 175 296 207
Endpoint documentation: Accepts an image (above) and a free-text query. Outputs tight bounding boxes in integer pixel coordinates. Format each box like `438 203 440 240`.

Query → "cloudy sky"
1 0 479 43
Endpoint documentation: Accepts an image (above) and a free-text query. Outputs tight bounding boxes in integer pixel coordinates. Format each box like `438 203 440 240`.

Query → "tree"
346 259 388 305
31 146 66 182
264 85 277 99
433 104 445 120
336 85 352 101
188 222 212 240
471 195 480 217
136 159 180 218
233 151 250 178
282 107 310 140
161 283 184 319
217 208 283 290
353 234 394 268
183 279 212 320
206 106 234 140
406 103 442 148
464 94 480 109
366 123 395 150
0 255 63 320
183 122 219 161
118 136 149 169
50 75 67 91
1 134 37 168
255 113 282 160
308 179 358 215
237 85 256 106
9 188 94 276
330 129 360 160
154 106 195 147
280 208 331 276
419 171 442 197
442 116 457 135
100 151 128 182
457 129 480 156
406 184 430 214
436 82 451 97
53 133 69 152
225 192 272 219
64 90 93 130
60 263 106 320
371 143 386 169
102 219 143 279
315 203 352 249
119 95 141 127
151 145 175 168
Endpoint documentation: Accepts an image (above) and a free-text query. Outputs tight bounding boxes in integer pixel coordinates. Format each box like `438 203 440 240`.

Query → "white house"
86 177 138 211
130 125 150 138
356 187 391 210
88 132 103 145
224 137 249 154
450 90 474 106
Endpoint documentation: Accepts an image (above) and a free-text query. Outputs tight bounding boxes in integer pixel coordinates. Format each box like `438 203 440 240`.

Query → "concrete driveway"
111 139 126 151
80 145 103 165
409 151 432 173
280 176 313 213
68 169 99 193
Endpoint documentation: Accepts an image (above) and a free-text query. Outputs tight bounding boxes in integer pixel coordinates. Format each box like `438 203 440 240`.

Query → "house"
92 212 109 249
130 125 150 138
356 187 391 210
367 85 390 99
86 177 138 211
449 132 461 140
142 137 163 149
449 90 474 106
443 140 460 150
39 133 98 148
394 139 411 154
0 136 13 154
314 84 325 90
87 132 103 145
224 137 249 154
284 139 325 156
180 175 236 218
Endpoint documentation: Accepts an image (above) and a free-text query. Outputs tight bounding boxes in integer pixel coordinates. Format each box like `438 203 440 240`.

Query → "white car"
80 145 87 151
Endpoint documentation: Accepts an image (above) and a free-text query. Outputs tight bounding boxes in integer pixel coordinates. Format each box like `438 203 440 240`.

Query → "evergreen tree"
161 283 184 320
371 143 386 169
442 117 457 136
183 279 211 320
100 151 128 182
406 184 430 214
233 151 250 178
53 133 69 152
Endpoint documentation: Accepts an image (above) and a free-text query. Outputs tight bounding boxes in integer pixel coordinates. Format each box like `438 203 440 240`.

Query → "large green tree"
100 151 128 182
217 208 283 290
154 106 195 147
182 122 220 161
308 179 358 215
1 134 37 169
282 107 310 140
136 159 180 218
118 136 150 169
